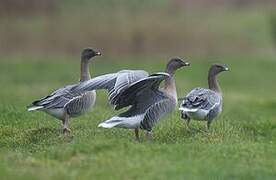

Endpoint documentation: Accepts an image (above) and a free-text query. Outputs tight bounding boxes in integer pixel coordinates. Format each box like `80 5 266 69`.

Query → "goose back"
179 88 222 121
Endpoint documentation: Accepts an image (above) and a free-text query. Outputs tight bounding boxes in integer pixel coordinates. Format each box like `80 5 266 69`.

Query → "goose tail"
179 107 198 112
98 117 123 128
27 105 44 111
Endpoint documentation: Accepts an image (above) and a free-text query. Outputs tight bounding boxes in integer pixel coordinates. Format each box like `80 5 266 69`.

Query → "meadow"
1 0 276 179
0 54 276 179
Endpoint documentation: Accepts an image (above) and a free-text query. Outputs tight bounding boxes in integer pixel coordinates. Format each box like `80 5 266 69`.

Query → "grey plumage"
98 73 176 131
179 88 222 121
179 64 229 129
28 69 148 112
29 84 79 111
27 69 149 131
140 97 176 131
74 70 149 105
27 48 101 133
98 57 190 141
65 91 96 117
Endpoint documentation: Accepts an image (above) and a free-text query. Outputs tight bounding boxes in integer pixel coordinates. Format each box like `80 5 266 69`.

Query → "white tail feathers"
98 121 121 128
98 114 144 129
179 107 198 112
27 106 43 111
98 116 124 128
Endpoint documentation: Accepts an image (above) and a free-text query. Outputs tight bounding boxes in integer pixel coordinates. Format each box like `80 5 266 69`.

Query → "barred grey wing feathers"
140 98 176 131
181 88 220 111
113 73 170 110
72 70 149 105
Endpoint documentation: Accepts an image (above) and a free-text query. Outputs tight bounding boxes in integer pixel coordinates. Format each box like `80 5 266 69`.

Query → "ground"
0 55 276 179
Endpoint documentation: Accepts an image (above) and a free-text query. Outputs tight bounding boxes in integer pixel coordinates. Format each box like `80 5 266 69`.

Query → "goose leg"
134 128 140 141
181 112 191 129
186 118 191 129
145 131 153 142
181 112 187 119
206 121 211 131
63 113 71 135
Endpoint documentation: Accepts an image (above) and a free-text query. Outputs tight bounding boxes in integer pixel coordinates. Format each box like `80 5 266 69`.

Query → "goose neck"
164 75 177 101
208 71 221 93
80 58 91 81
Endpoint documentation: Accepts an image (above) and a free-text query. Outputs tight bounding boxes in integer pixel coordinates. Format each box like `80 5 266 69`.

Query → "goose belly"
187 105 222 121
187 109 209 121
44 108 65 120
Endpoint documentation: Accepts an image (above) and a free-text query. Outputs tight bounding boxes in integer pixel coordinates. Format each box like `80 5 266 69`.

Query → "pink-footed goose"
27 48 101 134
179 64 229 130
28 49 150 134
97 58 190 141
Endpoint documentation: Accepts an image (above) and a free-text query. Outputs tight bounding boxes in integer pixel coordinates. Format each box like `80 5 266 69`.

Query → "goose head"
209 64 229 76
166 57 190 74
81 48 101 61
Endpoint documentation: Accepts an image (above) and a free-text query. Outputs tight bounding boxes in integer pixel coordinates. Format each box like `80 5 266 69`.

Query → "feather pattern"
28 70 148 120
99 72 177 131
28 87 96 120
28 84 81 112
30 84 77 108
65 91 96 117
179 87 222 121
140 97 176 131
113 72 170 110
73 70 149 105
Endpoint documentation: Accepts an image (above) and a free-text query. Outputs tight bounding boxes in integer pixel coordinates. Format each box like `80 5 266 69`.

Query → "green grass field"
0 55 276 179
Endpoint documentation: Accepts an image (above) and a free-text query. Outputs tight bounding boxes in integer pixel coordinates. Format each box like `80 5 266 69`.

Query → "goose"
97 58 190 141
28 61 149 133
179 64 229 130
27 48 101 134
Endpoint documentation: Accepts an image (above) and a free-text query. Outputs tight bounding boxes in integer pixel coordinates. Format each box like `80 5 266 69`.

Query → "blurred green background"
1 0 276 179
1 0 276 57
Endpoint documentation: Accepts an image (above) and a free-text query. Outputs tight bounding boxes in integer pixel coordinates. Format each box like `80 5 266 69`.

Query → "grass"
0 55 276 179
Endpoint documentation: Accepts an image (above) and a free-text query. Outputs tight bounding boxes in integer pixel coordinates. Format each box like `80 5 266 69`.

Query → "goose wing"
113 72 170 110
99 72 175 130
28 70 148 111
28 84 82 110
73 70 149 104
114 72 175 131
179 88 221 112
140 97 176 131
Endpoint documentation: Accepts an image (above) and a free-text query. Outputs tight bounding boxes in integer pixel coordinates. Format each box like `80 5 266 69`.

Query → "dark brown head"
166 57 190 74
81 48 101 61
209 64 229 76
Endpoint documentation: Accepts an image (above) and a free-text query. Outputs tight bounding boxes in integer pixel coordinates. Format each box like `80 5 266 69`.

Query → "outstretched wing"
179 88 221 111
28 70 148 111
98 72 174 130
73 70 149 104
113 72 170 110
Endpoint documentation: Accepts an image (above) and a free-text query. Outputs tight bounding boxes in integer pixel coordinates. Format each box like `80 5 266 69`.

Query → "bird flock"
27 48 229 141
